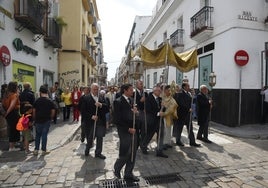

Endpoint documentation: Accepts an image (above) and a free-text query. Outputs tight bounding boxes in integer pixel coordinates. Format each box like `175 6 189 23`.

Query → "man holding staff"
82 83 108 159
113 84 139 182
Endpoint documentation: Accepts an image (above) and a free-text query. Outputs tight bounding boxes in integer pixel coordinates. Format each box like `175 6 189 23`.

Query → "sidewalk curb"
49 124 81 151
208 122 268 140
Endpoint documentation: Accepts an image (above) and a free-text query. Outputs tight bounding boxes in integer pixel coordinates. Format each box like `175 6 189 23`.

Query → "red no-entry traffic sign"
234 50 249 66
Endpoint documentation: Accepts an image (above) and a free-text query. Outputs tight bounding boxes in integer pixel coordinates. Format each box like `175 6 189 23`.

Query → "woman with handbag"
2 81 21 151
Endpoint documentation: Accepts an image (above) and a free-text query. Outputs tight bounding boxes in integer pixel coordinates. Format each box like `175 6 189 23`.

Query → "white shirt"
91 93 98 102
261 89 268 103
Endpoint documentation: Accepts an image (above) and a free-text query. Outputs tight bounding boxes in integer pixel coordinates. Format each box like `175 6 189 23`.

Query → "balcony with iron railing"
81 34 96 66
190 6 214 41
170 29 184 48
44 18 61 48
81 34 91 57
14 0 46 34
82 0 91 11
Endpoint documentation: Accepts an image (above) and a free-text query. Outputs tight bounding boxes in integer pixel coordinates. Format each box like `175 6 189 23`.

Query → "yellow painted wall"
12 61 36 92
58 0 96 88
59 0 82 51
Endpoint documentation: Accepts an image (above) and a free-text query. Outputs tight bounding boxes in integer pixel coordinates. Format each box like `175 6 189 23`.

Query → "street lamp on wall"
208 71 216 126
94 36 101 45
209 72 216 87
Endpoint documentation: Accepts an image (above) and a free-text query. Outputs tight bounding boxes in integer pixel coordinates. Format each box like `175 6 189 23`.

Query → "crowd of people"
0 80 214 182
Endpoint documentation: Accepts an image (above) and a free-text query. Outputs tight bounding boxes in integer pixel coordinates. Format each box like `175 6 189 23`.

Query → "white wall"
141 0 268 90
0 1 58 91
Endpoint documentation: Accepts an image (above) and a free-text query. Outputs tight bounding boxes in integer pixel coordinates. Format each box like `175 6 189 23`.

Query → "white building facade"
0 0 60 93
139 0 268 126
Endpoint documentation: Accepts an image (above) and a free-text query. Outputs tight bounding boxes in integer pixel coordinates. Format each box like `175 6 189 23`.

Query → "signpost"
234 50 249 126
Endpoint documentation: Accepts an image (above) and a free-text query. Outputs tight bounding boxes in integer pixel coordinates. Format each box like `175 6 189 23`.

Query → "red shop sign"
0 45 11 66
234 50 249 66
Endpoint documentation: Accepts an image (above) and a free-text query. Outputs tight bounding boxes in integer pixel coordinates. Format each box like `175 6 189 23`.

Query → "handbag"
59 102 66 108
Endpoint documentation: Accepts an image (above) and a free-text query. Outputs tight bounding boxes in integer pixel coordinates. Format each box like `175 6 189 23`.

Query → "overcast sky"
97 0 157 80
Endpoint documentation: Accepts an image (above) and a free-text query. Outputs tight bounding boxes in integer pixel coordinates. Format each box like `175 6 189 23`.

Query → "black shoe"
202 139 212 143
81 138 85 143
162 145 168 150
141 149 148 155
85 148 89 156
124 175 139 182
165 144 172 148
156 152 168 158
176 142 184 147
196 137 203 141
95 154 106 159
114 171 121 179
190 143 201 147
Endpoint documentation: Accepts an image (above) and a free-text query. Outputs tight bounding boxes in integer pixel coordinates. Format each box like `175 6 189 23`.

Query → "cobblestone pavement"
0 124 267 188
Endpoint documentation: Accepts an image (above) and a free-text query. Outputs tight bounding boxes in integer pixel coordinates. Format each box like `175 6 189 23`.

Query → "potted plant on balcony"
55 16 68 33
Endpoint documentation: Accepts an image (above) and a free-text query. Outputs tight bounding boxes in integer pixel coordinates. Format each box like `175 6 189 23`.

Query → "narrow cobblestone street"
0 124 267 188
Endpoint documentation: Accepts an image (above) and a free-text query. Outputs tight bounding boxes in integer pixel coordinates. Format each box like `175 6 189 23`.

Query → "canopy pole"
158 41 169 150
165 41 169 84
140 43 148 135
188 68 196 138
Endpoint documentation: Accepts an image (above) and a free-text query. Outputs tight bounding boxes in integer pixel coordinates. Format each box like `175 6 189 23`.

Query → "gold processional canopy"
133 43 198 73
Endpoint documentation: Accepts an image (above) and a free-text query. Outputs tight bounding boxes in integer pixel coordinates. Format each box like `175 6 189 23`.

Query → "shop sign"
234 50 249 66
13 38 38 56
238 11 257 21
18 68 34 76
0 45 11 66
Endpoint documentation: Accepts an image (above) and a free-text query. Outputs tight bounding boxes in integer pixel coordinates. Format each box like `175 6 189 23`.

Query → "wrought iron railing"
190 6 213 37
14 0 45 29
44 18 61 48
170 29 184 47
81 34 91 52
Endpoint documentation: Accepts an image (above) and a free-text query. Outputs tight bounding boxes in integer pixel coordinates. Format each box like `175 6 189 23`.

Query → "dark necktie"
186 92 191 97
156 97 160 108
128 97 131 105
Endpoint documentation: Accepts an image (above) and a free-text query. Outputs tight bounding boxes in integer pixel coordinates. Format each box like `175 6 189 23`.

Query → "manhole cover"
99 172 184 187
99 178 140 188
144 173 183 185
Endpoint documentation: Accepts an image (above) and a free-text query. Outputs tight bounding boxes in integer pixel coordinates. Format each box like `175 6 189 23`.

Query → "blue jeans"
34 121 50 151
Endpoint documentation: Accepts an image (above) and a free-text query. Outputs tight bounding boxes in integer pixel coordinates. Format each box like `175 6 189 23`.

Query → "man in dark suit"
78 86 90 143
113 84 139 182
82 83 109 159
134 80 148 148
173 82 201 147
140 86 168 158
196 85 212 143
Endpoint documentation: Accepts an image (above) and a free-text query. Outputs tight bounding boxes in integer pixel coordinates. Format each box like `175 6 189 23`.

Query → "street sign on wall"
234 50 249 66
0 45 11 66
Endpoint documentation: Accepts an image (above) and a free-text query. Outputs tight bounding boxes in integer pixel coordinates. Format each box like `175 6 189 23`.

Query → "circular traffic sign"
0 45 11 66
234 50 249 66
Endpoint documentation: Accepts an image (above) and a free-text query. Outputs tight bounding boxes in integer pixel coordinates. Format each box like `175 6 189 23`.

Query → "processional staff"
158 41 169 150
92 80 100 146
129 55 144 162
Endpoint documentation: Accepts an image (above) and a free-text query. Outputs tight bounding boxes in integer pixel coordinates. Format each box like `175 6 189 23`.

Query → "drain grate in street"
99 173 184 187
144 173 183 185
99 179 140 188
